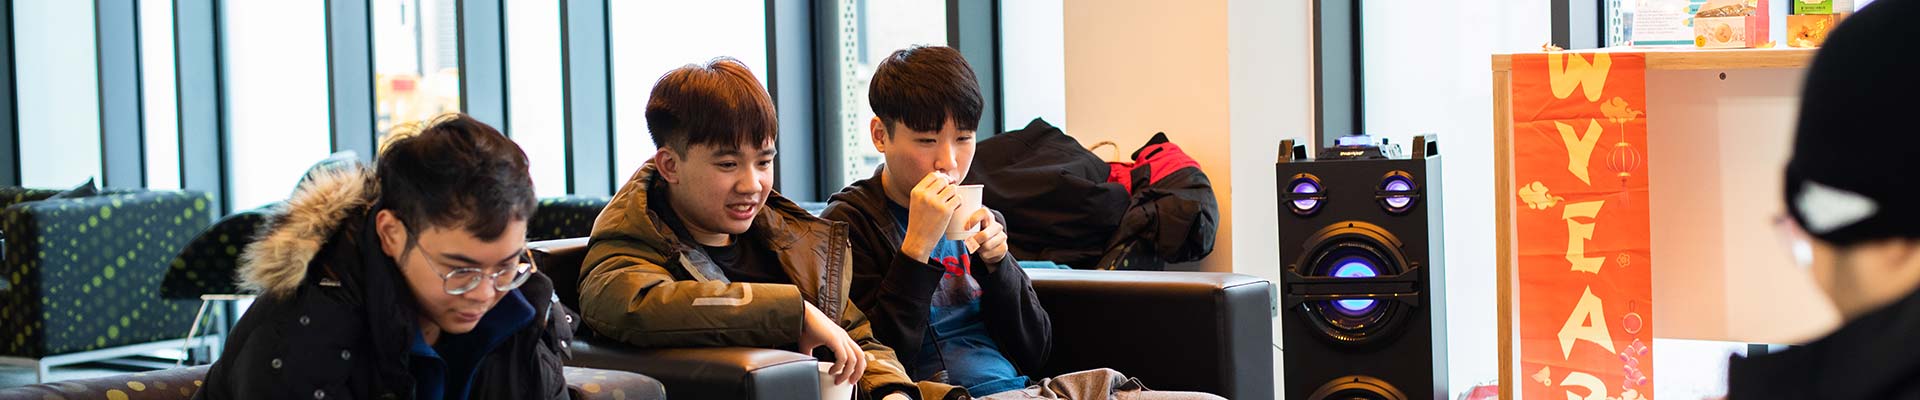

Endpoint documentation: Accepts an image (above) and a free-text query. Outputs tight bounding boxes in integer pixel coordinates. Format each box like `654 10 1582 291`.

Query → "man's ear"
870 117 888 154
655 147 682 184
374 209 408 260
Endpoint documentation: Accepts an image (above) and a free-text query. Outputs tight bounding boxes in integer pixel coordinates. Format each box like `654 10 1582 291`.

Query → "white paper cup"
946 184 985 239
818 362 855 400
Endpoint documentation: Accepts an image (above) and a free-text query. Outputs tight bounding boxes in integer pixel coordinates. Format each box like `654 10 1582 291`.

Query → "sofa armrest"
567 337 820 400
1026 269 1275 400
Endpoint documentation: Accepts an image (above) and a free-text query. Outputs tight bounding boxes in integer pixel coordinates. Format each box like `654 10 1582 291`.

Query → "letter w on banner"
1512 52 1654 400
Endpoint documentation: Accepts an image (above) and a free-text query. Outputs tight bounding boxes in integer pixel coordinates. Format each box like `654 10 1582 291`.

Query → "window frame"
7 0 1007 213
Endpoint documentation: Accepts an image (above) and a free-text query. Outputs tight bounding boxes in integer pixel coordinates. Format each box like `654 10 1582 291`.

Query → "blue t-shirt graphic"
890 204 1029 396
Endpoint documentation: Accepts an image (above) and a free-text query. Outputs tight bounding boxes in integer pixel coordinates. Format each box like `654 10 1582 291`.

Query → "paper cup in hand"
818 362 855 400
946 184 985 239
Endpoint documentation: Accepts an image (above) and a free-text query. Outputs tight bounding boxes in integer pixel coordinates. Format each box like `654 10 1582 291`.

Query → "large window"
506 0 568 197
831 0 946 188
141 0 180 190
373 0 461 136
223 0 331 211
607 1 769 190
13 0 102 188
998 0 1066 133
2 0 1002 208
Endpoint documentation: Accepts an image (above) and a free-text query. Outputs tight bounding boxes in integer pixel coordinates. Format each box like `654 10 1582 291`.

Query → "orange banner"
1511 52 1654 400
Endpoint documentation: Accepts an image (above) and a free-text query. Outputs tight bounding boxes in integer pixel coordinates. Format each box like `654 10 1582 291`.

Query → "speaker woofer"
1306 375 1408 400
1295 222 1415 345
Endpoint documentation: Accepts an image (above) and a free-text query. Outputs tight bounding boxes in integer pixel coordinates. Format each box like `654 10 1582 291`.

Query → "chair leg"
210 300 230 361
178 300 213 368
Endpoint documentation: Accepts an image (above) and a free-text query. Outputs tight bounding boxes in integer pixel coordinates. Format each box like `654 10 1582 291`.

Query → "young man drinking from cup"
820 45 1221 400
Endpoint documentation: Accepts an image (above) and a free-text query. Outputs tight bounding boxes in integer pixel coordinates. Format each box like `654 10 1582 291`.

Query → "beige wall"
1062 0 1235 273
1063 1 1319 393
1644 68 1838 343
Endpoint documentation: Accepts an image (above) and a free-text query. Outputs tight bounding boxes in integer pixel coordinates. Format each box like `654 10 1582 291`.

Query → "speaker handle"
1413 134 1439 158
1278 139 1308 163
1280 266 1428 308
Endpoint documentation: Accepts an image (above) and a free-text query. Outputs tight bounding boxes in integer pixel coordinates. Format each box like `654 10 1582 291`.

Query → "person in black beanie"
1727 0 1920 398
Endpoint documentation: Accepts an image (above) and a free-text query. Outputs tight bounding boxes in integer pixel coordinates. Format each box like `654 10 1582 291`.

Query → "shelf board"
1492 47 1816 72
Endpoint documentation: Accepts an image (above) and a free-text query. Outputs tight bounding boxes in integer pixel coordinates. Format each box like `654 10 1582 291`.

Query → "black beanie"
1785 0 1920 246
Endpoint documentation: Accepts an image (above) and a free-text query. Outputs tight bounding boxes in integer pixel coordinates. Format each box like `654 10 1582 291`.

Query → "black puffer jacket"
195 163 577 400
962 118 1131 269
1728 288 1920 399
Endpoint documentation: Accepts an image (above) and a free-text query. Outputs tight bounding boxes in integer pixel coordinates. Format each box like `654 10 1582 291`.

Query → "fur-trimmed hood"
237 162 378 298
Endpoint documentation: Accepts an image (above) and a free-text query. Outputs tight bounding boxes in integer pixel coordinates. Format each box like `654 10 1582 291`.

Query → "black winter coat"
962 118 1132 269
195 164 577 400
822 169 1054 382
1728 288 1920 399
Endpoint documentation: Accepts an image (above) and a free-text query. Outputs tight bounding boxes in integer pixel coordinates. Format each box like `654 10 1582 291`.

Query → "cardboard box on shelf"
1793 0 1854 15
1787 14 1846 48
1633 0 1712 46
1693 0 1770 48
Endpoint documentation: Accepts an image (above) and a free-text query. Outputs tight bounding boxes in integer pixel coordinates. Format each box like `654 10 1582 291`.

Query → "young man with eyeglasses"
198 114 583 399
1726 1 1920 398
579 58 941 400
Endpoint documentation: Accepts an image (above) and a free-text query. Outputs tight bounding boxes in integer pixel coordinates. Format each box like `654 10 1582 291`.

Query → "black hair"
376 113 537 244
869 45 982 134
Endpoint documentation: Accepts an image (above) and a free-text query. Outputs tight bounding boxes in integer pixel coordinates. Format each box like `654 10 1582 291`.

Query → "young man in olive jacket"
197 114 587 399
821 45 1221 399
577 58 951 400
1727 1 1920 398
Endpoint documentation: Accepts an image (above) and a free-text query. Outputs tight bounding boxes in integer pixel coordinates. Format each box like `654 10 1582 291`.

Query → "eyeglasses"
1773 214 1814 270
411 243 539 296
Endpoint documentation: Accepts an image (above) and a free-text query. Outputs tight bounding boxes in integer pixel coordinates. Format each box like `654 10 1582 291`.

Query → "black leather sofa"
531 237 1275 400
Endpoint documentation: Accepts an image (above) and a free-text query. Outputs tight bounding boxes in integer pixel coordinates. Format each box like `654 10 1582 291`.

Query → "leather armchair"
1025 269 1275 400
530 238 821 400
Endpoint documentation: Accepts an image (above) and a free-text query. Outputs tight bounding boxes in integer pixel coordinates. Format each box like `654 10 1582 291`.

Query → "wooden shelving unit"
1491 46 1814 400
1492 47 1817 72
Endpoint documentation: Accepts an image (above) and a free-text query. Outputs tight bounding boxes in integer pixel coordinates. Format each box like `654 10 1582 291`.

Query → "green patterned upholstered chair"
527 196 611 242
155 207 271 366
0 187 215 382
160 209 267 301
